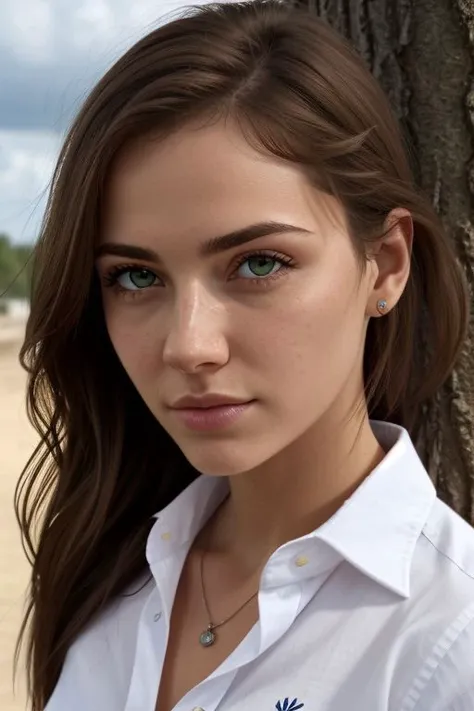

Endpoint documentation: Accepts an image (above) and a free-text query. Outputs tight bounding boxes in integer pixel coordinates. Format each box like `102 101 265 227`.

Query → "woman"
16 1 474 710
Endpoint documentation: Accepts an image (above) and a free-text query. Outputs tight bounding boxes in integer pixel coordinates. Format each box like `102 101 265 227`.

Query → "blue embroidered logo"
276 698 304 711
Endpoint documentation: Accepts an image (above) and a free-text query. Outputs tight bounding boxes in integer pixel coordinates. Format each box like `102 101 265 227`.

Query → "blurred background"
1 0 473 709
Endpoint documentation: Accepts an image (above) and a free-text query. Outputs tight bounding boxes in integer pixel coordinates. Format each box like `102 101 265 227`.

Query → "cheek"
258 279 366 396
103 305 162 383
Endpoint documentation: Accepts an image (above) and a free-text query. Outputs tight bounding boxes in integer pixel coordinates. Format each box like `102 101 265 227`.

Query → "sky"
0 0 223 244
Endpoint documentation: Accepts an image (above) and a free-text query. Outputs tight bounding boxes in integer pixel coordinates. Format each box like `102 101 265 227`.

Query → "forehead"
100 120 347 253
108 119 303 191
104 122 319 228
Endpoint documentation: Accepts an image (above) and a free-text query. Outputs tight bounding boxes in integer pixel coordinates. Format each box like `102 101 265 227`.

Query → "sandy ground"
0 319 37 711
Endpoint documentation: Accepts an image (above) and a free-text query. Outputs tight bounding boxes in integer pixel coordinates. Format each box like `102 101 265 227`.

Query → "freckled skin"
98 120 410 486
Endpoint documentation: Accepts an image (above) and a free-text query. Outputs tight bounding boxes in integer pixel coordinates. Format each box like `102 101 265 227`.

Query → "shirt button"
295 555 309 567
154 612 162 622
161 532 171 541
192 707 205 711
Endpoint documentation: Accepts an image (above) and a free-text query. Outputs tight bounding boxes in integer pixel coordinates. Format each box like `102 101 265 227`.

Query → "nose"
162 282 230 374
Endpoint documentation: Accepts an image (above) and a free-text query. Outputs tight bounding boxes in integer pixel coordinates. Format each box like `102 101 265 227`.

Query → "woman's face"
98 120 379 476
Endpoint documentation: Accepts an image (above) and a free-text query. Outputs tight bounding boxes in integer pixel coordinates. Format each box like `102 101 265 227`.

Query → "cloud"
0 0 225 242
0 0 193 237
0 0 209 132
0 130 60 243
1 0 55 64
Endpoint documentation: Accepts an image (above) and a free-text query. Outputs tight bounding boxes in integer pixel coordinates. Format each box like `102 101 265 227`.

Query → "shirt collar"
147 421 436 599
314 421 436 597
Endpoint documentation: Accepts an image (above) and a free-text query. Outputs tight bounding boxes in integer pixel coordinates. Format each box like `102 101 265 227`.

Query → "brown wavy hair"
15 1 468 708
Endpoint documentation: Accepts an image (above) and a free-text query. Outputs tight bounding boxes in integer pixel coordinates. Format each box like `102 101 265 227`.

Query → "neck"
204 409 385 578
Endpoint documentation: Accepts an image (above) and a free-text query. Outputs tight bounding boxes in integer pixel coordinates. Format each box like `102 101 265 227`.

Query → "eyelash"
102 250 296 297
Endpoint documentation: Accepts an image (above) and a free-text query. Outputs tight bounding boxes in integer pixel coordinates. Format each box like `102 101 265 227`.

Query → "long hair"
15 1 468 708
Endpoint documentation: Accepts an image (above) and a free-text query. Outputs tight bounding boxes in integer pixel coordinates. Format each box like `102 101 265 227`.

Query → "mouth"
171 400 255 432
169 392 253 409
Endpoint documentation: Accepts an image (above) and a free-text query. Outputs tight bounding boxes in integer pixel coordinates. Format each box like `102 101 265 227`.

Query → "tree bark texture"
293 0 474 522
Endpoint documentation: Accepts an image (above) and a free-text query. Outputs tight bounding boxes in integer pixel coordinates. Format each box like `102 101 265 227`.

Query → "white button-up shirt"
46 422 474 711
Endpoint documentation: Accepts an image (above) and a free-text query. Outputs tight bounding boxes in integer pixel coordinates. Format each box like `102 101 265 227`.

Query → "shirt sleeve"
407 609 474 711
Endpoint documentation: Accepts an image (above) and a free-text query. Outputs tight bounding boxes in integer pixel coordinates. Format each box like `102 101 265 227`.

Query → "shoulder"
45 573 153 711
400 600 474 710
400 499 474 710
420 496 474 594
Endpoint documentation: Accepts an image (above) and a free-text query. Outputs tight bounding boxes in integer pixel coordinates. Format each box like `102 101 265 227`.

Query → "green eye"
239 256 280 279
118 268 157 290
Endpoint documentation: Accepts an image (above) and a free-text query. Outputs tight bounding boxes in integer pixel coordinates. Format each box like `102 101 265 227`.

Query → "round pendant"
199 627 216 647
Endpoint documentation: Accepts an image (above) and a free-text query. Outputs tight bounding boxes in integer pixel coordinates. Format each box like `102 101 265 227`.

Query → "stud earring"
376 299 388 316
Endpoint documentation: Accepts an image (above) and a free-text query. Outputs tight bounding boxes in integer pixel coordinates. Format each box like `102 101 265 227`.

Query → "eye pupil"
130 269 155 288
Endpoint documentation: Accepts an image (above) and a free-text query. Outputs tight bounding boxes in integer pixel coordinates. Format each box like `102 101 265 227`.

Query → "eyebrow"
95 221 312 262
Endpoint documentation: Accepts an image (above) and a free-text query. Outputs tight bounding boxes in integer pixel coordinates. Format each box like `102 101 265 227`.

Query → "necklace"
198 546 260 647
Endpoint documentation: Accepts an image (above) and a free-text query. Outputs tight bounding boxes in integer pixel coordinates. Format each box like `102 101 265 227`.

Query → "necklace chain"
199 545 259 647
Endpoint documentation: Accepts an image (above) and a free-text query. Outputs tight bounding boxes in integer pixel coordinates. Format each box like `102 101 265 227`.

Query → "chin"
177 439 276 478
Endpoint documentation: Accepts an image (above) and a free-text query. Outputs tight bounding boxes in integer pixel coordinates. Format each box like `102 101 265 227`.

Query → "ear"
366 207 413 318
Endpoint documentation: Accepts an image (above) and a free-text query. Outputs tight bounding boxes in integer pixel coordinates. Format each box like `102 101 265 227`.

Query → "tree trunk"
293 0 474 523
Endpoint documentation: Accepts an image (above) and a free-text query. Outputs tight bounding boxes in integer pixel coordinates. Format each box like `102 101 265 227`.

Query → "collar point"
385 578 411 599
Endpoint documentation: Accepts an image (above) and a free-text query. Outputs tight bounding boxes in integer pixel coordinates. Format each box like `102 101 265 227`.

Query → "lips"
171 401 254 431
170 394 252 410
